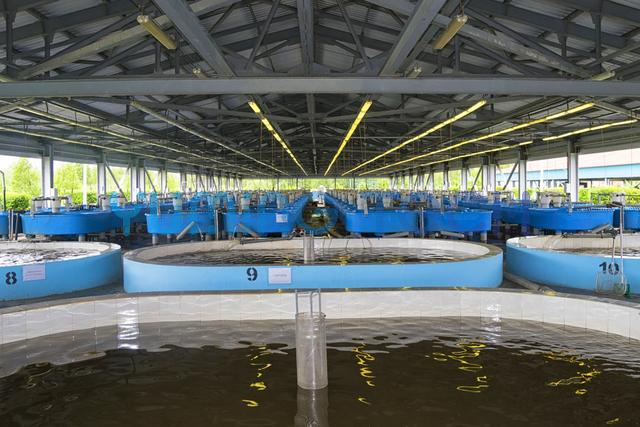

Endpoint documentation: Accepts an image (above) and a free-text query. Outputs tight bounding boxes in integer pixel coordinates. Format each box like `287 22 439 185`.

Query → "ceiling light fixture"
433 14 468 50
542 119 637 141
137 15 177 50
248 101 307 175
325 99 373 176
342 99 486 175
357 103 594 176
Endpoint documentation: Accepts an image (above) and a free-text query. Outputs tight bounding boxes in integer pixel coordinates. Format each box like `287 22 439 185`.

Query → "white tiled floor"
1 290 639 345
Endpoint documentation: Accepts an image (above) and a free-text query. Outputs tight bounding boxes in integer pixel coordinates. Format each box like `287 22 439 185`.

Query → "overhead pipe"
130 101 285 175
7 102 252 174
0 124 222 175
0 169 5 211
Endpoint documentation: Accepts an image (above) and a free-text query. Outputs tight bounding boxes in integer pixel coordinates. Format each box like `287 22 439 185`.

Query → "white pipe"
176 221 195 241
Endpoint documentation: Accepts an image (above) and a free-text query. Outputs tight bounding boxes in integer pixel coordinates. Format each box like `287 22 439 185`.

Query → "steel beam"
0 1 51 13
561 0 640 25
467 0 625 49
246 0 280 68
379 0 446 76
297 0 314 73
153 0 234 77
16 0 242 79
3 77 640 97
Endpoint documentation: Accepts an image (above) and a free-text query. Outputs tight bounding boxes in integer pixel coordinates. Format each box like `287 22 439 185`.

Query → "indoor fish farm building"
1 0 640 425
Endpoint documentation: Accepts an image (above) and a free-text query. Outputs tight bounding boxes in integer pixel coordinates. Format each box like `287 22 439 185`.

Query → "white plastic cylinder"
295 312 328 390
294 387 329 427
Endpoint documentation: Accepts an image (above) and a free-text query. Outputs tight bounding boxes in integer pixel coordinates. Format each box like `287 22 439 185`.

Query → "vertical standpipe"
295 291 328 390
303 233 315 264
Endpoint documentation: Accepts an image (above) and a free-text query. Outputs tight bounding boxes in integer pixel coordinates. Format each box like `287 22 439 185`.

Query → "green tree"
9 158 40 196
54 163 97 198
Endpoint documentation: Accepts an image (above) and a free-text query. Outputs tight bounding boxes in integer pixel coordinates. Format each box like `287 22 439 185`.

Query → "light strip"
361 140 534 176
248 101 307 175
358 103 594 176
542 119 637 141
137 15 177 50
342 99 486 175
416 140 534 169
325 99 373 175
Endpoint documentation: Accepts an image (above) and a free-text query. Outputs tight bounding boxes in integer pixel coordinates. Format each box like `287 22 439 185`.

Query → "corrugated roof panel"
0 11 39 32
35 0 104 17
509 0 576 19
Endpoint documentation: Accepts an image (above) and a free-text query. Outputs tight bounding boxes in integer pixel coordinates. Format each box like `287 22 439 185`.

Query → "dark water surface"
557 247 640 258
1 318 639 426
151 247 474 265
0 248 101 266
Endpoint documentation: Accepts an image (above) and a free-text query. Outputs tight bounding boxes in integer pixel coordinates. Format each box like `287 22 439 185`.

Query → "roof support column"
5 10 15 68
180 170 188 194
460 162 468 192
137 159 146 196
567 140 579 203
97 153 106 196
41 144 53 198
159 163 168 194
426 167 435 192
482 156 496 194
129 158 138 200
196 169 204 192
518 150 528 200
442 164 450 191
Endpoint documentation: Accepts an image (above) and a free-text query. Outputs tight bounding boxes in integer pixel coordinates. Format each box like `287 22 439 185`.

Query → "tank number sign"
246 267 258 281
5 272 17 285
599 262 620 275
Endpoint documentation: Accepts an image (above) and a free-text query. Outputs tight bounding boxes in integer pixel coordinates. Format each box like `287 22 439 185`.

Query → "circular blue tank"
422 209 491 233
124 238 503 292
146 212 213 235
344 210 418 235
528 207 614 232
500 201 534 225
507 235 637 295
21 210 115 236
613 207 640 230
224 210 296 236
0 241 121 300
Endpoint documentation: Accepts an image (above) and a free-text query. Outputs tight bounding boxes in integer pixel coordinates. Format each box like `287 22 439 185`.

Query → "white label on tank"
268 267 291 285
275 213 288 223
23 264 46 282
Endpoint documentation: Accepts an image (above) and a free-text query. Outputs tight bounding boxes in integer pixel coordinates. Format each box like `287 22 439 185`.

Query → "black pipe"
0 170 5 211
